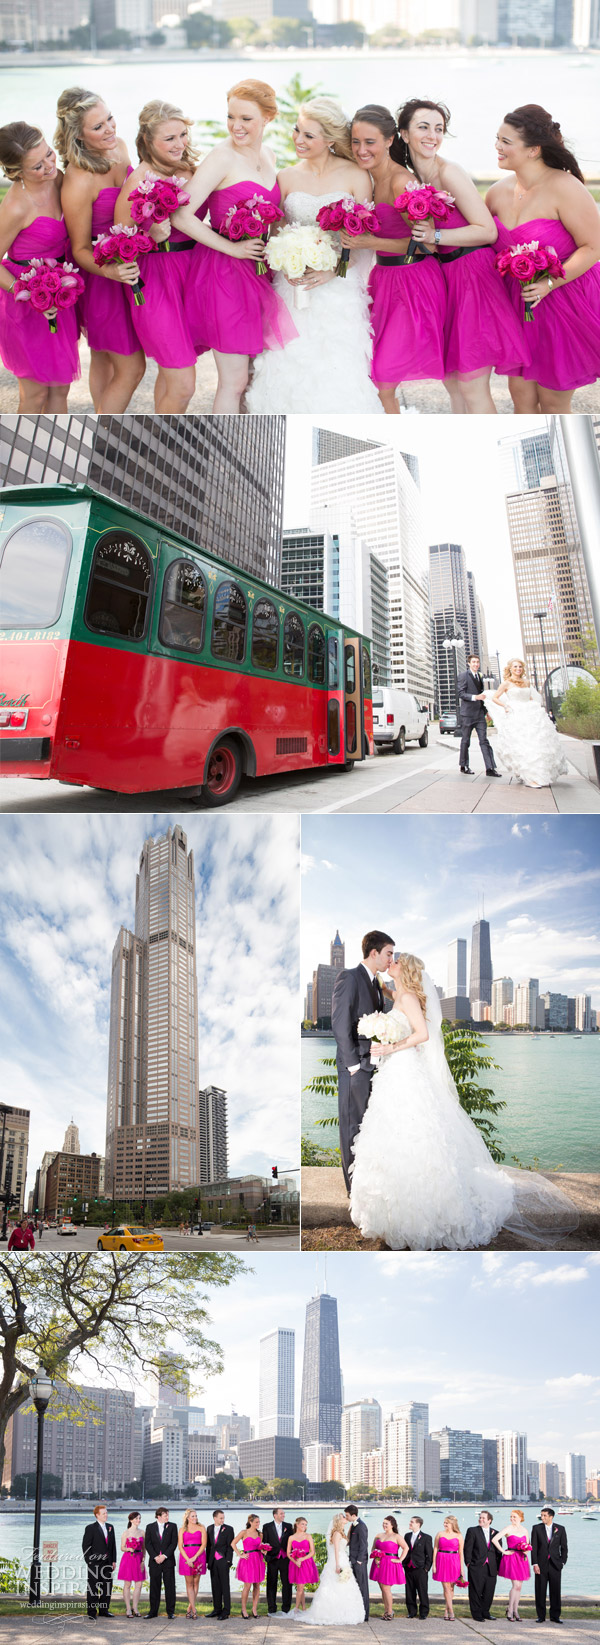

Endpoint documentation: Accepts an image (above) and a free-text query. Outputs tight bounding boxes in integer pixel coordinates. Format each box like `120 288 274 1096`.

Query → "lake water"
302 1036 600 1171
0 52 598 174
0 1504 597 1596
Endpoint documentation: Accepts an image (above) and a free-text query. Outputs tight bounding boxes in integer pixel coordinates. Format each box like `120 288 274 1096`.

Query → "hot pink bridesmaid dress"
439 203 530 378
184 179 297 356
494 214 600 390
80 171 141 356
368 202 447 386
0 216 80 384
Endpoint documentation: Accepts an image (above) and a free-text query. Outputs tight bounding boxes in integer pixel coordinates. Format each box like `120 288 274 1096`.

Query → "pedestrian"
8 1216 35 1250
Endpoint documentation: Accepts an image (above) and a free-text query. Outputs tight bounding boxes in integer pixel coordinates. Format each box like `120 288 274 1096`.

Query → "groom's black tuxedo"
403 1529 433 1618
331 964 393 1191
347 1517 369 1619
464 1524 501 1620
457 669 496 773
531 1521 568 1622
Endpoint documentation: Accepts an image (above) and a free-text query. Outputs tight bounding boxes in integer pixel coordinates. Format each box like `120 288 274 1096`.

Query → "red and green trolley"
0 484 374 805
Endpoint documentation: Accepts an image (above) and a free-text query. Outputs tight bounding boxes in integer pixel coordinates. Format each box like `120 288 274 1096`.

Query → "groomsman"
82 1504 117 1619
144 1507 178 1618
207 1508 235 1619
464 1511 502 1621
532 1508 568 1624
262 1506 293 1614
403 1516 433 1619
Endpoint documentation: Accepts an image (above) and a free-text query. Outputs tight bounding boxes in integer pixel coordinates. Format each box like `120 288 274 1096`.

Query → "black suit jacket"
457 670 486 725
464 1526 501 1573
348 1518 368 1565
332 965 393 1072
82 1521 117 1566
207 1522 234 1569
262 1521 293 1562
403 1530 433 1572
145 1521 178 1567
532 1523 568 1570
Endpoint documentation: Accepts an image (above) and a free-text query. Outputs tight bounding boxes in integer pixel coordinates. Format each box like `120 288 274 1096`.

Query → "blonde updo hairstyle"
511 1509 525 1522
227 79 278 125
503 657 529 685
329 1513 347 1543
54 87 112 174
300 97 354 162
0 122 45 182
444 1515 460 1535
136 100 199 171
394 952 427 1018
182 1507 199 1533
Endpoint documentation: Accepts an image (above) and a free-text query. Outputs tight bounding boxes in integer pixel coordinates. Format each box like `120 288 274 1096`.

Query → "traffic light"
271 1166 278 1181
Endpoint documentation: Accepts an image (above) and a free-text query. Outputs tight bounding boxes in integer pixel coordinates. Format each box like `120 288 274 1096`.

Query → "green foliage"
272 74 334 166
241 1476 267 1498
558 678 600 740
312 1532 327 1574
183 14 232 47
148 29 166 45
11 1471 62 1498
0 1559 22 1594
301 1136 341 1167
227 16 260 42
369 25 410 44
441 1023 506 1161
98 28 133 47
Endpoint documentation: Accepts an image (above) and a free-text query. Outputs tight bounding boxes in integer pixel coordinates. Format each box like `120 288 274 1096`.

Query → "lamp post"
534 611 551 711
442 627 464 719
0 1105 10 1241
28 1368 54 1606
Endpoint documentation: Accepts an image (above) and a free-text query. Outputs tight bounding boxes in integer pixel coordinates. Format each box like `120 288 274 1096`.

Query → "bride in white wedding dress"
246 99 382 415
484 658 569 787
298 1516 366 1627
349 953 579 1252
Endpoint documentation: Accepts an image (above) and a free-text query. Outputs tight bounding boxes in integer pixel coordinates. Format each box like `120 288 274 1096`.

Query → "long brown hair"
352 106 405 167
54 87 111 174
395 98 451 177
136 100 199 172
503 104 584 182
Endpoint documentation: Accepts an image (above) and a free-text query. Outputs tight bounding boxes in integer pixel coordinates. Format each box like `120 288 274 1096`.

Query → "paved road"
2 735 598 815
5 1609 599 1644
33 1226 298 1252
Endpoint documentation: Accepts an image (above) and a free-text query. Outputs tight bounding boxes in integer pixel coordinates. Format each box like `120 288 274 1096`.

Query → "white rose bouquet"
265 223 338 308
357 1010 404 1044
338 1569 351 1583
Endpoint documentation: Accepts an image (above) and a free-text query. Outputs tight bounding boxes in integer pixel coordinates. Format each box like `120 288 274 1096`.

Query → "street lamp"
534 612 551 711
28 1367 54 1606
442 627 464 718
0 1105 10 1241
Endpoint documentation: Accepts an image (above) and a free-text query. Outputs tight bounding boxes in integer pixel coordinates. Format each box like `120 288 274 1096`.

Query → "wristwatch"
434 228 442 246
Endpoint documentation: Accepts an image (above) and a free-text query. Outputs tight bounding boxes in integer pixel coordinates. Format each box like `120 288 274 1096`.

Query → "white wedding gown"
246 191 383 414
298 1527 365 1627
349 976 579 1252
484 685 569 786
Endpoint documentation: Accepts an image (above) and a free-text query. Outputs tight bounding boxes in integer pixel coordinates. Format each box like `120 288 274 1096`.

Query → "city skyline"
0 813 299 1195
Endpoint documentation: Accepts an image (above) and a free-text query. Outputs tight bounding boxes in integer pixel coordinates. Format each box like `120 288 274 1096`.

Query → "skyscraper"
491 978 513 1021
198 1086 229 1184
469 915 493 1008
498 1431 528 1499
565 1453 586 1498
310 429 434 703
513 979 540 1029
330 931 345 972
429 1427 484 1496
281 522 391 688
0 1105 29 1219
340 1399 382 1488
447 939 467 998
428 543 469 714
384 1402 430 1493
299 1290 343 1456
259 1327 295 1439
62 1120 80 1155
105 825 200 1198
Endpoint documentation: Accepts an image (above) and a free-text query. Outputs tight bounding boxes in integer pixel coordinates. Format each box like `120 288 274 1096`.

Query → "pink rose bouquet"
12 257 85 333
128 170 191 252
220 192 285 275
316 195 380 276
495 240 565 319
394 183 455 263
92 223 154 304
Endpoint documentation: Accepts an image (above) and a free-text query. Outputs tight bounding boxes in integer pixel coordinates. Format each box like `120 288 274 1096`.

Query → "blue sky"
0 813 300 1195
75 1251 600 1471
301 815 600 1007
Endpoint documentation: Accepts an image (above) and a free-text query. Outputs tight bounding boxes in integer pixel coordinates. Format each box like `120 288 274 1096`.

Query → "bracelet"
547 277 554 289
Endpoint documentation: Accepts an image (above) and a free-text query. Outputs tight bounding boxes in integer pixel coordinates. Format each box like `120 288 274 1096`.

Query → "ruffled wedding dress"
298 1525 365 1626
349 976 579 1252
484 685 568 786
246 191 383 414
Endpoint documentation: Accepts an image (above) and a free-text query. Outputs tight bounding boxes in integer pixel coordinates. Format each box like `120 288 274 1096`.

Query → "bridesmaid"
115 100 200 413
433 1515 465 1621
394 97 529 413
287 1517 319 1614
117 1509 146 1618
56 86 145 411
232 1513 267 1618
0 123 80 411
172 79 296 412
369 1515 408 1621
345 104 447 414
493 1509 531 1621
178 1506 207 1619
487 103 600 412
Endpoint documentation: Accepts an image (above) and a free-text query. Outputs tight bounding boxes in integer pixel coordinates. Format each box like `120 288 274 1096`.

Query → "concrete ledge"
301 1168 600 1246
558 734 600 788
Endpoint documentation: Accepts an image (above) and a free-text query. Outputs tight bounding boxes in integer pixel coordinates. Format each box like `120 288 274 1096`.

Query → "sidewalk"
330 741 600 817
301 1168 600 1251
4 1612 599 1645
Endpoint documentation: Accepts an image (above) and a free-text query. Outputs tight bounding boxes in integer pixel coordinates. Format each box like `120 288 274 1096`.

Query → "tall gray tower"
469 914 493 1007
299 1290 343 1455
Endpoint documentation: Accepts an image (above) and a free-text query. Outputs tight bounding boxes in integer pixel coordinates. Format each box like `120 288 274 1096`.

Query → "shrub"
558 678 600 740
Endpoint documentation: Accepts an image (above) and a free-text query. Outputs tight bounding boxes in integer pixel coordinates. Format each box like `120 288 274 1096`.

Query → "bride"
298 1515 365 1626
246 98 382 413
350 953 579 1251
485 657 568 787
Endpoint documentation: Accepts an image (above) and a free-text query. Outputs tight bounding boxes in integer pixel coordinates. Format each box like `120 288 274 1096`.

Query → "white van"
372 688 429 754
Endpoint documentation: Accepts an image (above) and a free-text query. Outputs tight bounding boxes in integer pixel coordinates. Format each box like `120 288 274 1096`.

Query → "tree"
148 29 166 46
11 1471 62 1498
183 14 232 48
208 1471 238 1498
269 18 312 47
98 28 133 47
369 26 409 46
272 73 334 165
68 24 92 46
441 1023 506 1160
0 1252 244 1483
227 17 259 43
328 21 365 44
241 1476 267 1498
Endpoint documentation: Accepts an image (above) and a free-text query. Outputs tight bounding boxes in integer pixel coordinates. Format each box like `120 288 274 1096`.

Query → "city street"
2 731 599 815
30 1227 298 1252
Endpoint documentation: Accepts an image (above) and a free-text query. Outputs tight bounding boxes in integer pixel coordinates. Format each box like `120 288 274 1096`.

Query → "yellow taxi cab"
96 1224 164 1252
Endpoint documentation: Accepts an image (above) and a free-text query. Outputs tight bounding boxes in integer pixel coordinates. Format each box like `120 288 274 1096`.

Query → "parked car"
96 1224 164 1252
439 710 459 735
372 688 429 754
201 1222 214 1231
57 1220 78 1236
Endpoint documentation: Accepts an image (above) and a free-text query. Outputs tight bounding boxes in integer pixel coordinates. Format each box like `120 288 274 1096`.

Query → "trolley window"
308 623 326 685
251 597 279 672
346 700 357 754
160 559 207 653
328 699 340 756
328 636 339 690
85 530 153 640
0 517 72 628
345 644 356 694
362 644 372 698
282 612 305 678
211 579 247 664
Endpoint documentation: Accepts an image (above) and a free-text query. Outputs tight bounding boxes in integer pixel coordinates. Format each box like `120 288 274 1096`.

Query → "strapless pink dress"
287 1539 319 1584
0 215 80 384
433 1537 461 1584
370 1539 406 1586
185 180 297 356
179 1529 206 1576
125 205 208 369
440 204 529 377
117 1535 146 1582
494 214 600 390
80 173 141 356
368 202 446 385
236 1535 266 1584
499 1535 530 1582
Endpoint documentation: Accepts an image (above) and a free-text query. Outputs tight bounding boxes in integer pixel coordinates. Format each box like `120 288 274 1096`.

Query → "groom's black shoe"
487 768 502 777
460 766 474 774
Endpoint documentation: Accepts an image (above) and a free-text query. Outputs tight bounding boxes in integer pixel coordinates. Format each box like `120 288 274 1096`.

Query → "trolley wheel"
203 737 242 807
419 726 429 748
392 727 406 754
343 757 356 772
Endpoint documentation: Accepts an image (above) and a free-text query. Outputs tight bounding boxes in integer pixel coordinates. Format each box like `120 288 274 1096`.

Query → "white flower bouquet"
338 1569 351 1583
265 223 338 308
357 1010 404 1044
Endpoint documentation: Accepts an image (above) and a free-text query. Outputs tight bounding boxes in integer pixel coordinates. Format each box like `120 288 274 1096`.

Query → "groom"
457 653 500 776
344 1505 369 1620
331 930 395 1192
